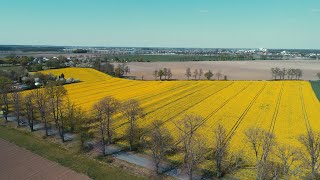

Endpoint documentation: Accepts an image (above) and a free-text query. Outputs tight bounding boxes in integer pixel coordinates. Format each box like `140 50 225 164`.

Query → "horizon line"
0 44 319 50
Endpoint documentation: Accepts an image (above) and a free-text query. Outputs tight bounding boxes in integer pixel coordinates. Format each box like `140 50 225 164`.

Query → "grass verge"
310 81 320 101
0 125 144 180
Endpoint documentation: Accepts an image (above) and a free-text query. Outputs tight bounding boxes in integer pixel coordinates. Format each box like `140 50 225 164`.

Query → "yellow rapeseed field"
42 67 320 163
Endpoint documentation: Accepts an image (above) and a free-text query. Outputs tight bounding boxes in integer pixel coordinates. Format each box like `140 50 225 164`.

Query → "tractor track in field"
73 81 148 106
223 82 268 145
204 82 253 125
66 80 129 95
137 83 191 103
141 82 218 116
82 82 203 114
174 82 253 146
115 82 235 131
268 82 284 134
71 81 146 101
299 84 312 134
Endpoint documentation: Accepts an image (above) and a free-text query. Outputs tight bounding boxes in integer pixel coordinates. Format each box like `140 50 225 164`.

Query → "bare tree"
143 120 174 174
185 136 207 180
11 91 22 126
99 97 120 145
57 98 77 142
158 69 164 80
288 69 295 79
295 69 302 79
185 68 191 80
216 71 223 80
45 82 67 140
167 68 172 80
122 99 144 151
45 82 67 130
199 68 203 80
193 69 198 80
298 130 320 179
271 68 276 80
124 66 130 75
153 70 159 80
271 67 281 80
213 124 229 178
0 77 11 122
281 68 287 80
94 100 107 155
33 89 49 136
275 144 299 180
23 93 35 131
0 91 10 122
175 114 206 180
317 72 320 80
245 127 276 180
163 68 168 80
65 99 76 133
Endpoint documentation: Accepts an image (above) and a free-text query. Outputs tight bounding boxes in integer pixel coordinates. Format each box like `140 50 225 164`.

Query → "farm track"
72 81 145 99
66 80 130 95
115 82 235 130
299 84 312 134
142 82 217 116
137 83 190 103
175 82 253 146
139 82 236 132
82 82 204 113
73 81 147 106
224 82 268 144
205 82 253 126
268 82 284 134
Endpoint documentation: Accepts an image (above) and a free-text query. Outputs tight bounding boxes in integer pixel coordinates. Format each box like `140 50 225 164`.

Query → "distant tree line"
271 67 303 80
93 59 130 78
72 49 88 53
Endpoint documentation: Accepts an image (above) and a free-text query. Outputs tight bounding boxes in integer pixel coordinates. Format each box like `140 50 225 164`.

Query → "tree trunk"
129 117 134 151
58 116 65 142
4 111 8 122
99 118 106 155
43 116 49 136
16 113 20 127
31 110 34 131
216 158 222 178
107 112 111 145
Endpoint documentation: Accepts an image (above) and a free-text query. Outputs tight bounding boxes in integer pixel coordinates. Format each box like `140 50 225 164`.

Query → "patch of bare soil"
0 139 90 180
120 60 320 80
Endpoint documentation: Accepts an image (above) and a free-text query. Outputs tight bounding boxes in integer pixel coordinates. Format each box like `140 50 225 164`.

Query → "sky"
0 0 320 49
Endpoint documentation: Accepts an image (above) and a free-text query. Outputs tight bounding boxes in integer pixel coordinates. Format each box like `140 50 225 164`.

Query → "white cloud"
311 8 320 13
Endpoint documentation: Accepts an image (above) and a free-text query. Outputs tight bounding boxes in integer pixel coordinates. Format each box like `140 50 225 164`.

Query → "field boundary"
299 85 312 134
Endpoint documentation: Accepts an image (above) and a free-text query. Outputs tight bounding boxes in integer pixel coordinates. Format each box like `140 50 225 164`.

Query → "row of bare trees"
119 108 320 180
185 68 224 80
153 68 173 80
271 67 303 80
94 97 144 154
244 127 320 180
1 80 86 142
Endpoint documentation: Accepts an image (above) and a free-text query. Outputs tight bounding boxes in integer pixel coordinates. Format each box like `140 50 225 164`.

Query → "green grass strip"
310 81 320 101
